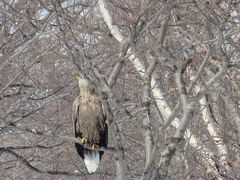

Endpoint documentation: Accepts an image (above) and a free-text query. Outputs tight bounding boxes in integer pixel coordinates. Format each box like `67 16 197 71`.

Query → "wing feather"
73 97 84 160
72 98 81 138
101 102 108 147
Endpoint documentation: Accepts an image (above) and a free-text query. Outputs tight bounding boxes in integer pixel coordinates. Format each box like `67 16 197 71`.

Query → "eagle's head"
76 73 94 92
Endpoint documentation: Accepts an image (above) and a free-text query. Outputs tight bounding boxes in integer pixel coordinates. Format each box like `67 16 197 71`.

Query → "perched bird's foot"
80 137 87 144
92 144 99 150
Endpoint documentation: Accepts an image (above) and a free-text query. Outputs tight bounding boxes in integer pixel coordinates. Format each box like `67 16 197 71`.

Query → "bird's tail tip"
84 150 100 173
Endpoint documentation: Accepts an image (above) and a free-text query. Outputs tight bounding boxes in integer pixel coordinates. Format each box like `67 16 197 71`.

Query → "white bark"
195 70 236 178
98 0 220 176
197 87 228 157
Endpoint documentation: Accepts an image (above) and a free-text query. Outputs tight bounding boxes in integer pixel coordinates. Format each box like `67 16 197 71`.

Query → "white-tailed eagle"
72 73 108 173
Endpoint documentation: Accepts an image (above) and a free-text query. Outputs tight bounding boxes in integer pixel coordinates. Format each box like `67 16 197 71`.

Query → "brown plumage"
72 73 108 173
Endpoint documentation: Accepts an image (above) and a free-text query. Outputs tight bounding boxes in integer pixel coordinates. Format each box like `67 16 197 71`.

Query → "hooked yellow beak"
75 73 84 80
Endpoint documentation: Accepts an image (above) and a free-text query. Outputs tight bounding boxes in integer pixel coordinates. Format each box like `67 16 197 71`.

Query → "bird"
72 73 108 173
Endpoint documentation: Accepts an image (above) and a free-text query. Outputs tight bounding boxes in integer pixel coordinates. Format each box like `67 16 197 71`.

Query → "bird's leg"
92 144 99 150
80 137 87 144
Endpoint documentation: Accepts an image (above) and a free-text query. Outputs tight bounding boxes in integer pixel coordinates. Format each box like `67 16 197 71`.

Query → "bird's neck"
79 88 93 95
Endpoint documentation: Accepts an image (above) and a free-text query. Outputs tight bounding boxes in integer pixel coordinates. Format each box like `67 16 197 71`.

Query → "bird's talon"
80 138 87 144
92 144 99 150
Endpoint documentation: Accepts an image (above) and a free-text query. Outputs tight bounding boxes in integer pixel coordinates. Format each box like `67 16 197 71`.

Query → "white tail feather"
84 151 100 173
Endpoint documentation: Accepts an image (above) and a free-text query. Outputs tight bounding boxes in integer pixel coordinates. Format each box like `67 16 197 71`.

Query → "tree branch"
0 148 116 177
